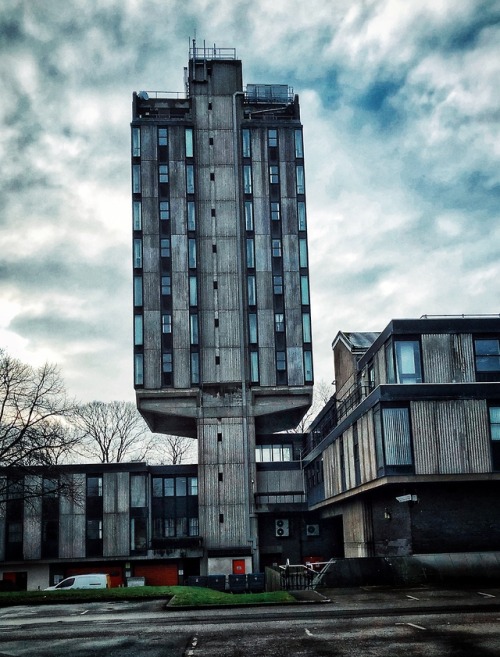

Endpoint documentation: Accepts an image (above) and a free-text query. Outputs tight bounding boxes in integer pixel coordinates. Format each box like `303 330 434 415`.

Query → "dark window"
475 338 500 381
161 275 171 296
159 164 169 183
268 129 278 147
386 340 423 384
353 423 361 486
374 406 414 476
272 239 282 258
271 202 280 221
269 165 279 184
160 200 170 221
242 129 251 157
489 406 500 470
276 351 286 371
161 238 171 258
158 128 168 146
275 313 285 332
273 275 283 295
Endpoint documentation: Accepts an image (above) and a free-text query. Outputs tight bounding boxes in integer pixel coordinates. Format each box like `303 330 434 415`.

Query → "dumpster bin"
207 574 226 591
228 574 247 593
247 573 265 593
187 575 207 587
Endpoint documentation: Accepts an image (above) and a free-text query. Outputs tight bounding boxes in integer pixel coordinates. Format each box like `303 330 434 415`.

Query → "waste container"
228 574 247 593
207 574 226 591
187 575 207 587
247 573 265 592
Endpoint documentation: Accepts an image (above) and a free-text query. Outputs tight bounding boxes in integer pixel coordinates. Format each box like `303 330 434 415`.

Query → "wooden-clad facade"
306 317 500 559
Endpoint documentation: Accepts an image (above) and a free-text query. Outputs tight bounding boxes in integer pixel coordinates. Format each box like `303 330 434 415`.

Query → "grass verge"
0 586 295 608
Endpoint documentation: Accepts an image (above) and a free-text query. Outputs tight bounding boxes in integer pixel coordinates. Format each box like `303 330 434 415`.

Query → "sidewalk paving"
290 585 500 613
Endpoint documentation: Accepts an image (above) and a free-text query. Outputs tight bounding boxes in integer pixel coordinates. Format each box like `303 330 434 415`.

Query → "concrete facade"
131 46 313 573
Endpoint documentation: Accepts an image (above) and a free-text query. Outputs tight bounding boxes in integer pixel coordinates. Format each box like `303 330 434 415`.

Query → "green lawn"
0 585 295 607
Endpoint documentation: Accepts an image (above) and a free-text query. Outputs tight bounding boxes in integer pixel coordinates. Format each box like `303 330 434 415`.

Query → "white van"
45 573 110 591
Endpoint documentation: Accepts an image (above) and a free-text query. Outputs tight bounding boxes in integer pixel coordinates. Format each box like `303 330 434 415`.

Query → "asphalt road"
0 587 499 656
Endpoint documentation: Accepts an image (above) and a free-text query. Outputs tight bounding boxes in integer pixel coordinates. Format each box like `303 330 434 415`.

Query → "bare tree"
150 433 198 465
0 349 77 499
74 401 153 463
287 379 334 434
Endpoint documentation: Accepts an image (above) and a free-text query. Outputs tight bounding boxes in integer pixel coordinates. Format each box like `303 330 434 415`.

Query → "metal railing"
279 559 337 590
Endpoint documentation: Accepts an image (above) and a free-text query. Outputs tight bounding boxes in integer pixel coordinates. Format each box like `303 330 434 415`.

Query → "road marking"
186 636 198 656
80 610 89 615
478 592 496 598
305 628 313 636
396 622 426 631
406 595 419 600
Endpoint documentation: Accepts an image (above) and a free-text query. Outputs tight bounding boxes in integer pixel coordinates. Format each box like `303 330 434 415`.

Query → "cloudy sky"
1 0 499 404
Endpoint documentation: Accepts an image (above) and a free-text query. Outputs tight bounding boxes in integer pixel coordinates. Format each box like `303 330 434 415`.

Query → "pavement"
289 585 500 614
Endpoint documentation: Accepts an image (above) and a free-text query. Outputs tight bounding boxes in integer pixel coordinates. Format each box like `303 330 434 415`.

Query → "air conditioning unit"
275 519 289 537
306 524 320 537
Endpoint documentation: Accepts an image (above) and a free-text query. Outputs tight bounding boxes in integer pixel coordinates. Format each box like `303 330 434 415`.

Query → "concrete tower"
131 45 313 573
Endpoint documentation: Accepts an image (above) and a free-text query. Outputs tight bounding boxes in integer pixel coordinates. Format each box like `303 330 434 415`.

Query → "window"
133 201 142 230
299 239 308 268
272 239 282 257
134 314 143 346
242 129 251 158
189 517 199 536
244 201 254 231
273 275 283 295
130 518 147 552
302 313 312 343
190 314 199 345
162 314 172 334
475 338 500 381
246 239 255 268
490 407 500 470
269 165 279 184
87 476 102 497
353 423 361 486
189 276 198 306
300 275 309 305
132 127 141 157
186 165 195 193
256 444 292 462
87 520 102 540
160 238 171 258
162 352 173 373
159 164 169 183
132 164 141 194
133 276 143 306
298 201 307 231
191 352 200 384
130 475 147 508
158 127 168 146
188 477 198 495
387 340 423 384
243 165 252 194
271 202 280 221
374 406 414 475
247 275 256 306
187 201 196 231
133 239 142 268
294 129 304 158
268 129 278 147
304 350 313 382
275 313 284 332
250 350 259 383
134 353 144 385
7 522 22 544
188 239 197 268
249 313 258 344
276 351 286 371
160 200 170 221
296 165 305 194
185 127 194 157
161 275 171 296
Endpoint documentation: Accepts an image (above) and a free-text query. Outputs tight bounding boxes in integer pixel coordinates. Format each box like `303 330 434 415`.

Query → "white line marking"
305 628 313 636
396 622 426 631
406 595 419 600
80 610 89 615
478 592 496 598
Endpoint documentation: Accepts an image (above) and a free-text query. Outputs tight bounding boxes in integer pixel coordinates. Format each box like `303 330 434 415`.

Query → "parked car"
45 573 110 591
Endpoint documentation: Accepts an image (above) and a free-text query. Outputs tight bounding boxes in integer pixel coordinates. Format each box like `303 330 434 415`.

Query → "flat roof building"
131 45 313 573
